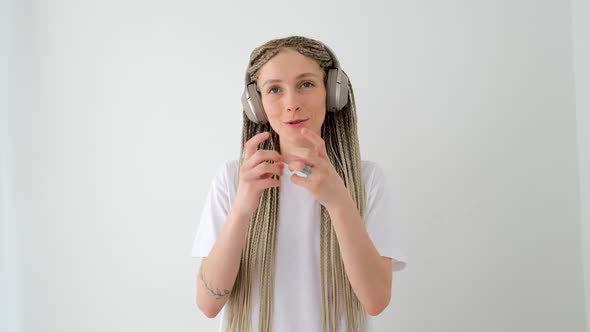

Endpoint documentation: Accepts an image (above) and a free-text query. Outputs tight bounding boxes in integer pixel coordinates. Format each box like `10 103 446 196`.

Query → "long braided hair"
225 36 367 332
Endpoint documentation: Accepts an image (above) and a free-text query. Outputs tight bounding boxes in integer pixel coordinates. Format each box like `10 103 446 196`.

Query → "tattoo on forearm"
200 270 231 300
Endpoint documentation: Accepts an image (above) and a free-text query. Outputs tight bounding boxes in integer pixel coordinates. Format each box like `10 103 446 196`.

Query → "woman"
191 36 407 332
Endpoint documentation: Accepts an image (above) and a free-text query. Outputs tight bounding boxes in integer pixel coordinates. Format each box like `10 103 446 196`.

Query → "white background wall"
573 0 590 328
1 0 28 330
2 0 588 331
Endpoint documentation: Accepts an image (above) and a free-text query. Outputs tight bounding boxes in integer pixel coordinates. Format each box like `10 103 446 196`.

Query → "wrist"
325 192 356 217
230 205 252 223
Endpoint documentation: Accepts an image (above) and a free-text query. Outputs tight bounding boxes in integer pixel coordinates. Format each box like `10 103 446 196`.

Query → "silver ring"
301 164 313 176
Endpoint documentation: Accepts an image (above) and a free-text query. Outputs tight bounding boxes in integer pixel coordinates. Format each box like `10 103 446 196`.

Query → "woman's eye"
268 87 279 94
302 82 314 88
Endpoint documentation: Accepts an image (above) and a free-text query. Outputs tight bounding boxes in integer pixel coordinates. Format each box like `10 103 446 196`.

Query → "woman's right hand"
232 132 284 219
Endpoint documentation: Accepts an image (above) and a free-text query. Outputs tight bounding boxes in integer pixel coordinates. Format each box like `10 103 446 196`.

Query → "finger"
290 172 310 187
243 132 270 160
287 160 307 173
300 128 327 158
285 147 316 167
257 178 281 190
260 162 286 179
291 162 314 179
243 149 284 169
246 161 284 180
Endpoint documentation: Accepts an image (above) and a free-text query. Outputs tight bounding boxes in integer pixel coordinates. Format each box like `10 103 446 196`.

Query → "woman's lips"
285 119 308 128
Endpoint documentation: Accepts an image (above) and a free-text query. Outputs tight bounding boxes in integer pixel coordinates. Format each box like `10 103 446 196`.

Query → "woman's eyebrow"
261 72 320 88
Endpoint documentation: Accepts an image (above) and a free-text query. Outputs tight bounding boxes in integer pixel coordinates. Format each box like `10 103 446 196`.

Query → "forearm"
196 207 250 318
327 195 391 316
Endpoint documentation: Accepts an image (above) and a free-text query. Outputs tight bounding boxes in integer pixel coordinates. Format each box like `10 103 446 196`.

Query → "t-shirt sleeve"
191 161 233 258
364 162 407 272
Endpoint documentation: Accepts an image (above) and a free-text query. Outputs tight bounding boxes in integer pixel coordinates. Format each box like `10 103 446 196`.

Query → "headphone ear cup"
241 83 268 124
338 70 350 109
326 69 350 112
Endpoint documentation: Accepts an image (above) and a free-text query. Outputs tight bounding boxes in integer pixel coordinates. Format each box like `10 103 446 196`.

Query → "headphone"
241 42 350 124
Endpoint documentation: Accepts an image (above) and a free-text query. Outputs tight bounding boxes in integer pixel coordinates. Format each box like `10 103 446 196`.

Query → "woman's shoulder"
223 159 240 172
360 159 389 189
214 159 240 186
213 159 240 173
360 159 383 177
360 159 379 171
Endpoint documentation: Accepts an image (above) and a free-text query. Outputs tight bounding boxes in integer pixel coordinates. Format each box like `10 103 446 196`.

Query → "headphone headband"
244 44 341 85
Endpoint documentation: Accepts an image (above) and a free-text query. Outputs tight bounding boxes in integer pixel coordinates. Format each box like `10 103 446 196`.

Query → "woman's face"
256 48 327 143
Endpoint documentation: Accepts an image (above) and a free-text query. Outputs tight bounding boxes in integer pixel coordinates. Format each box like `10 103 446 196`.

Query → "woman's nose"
284 91 301 112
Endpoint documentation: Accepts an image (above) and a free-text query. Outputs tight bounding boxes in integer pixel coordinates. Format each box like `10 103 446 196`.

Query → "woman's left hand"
286 128 352 211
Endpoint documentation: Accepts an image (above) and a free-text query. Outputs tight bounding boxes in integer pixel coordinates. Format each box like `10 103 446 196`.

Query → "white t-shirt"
191 159 407 332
